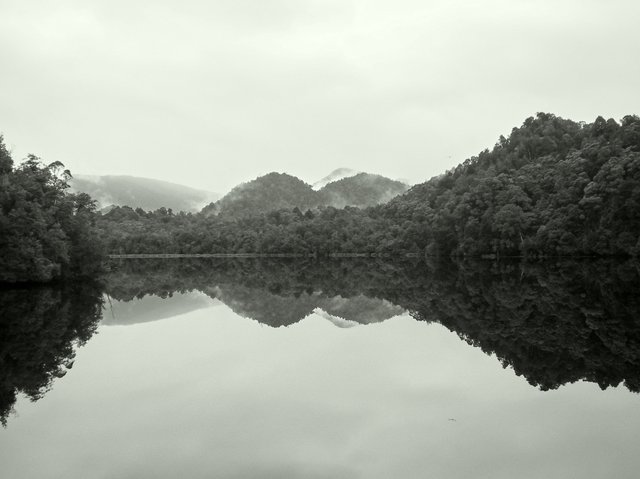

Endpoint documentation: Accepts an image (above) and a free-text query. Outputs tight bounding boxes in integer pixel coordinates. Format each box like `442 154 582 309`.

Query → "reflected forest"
2 258 640 425
0 283 103 426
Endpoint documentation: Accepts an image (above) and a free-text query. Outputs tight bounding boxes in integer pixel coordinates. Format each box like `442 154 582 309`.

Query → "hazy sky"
1 0 639 194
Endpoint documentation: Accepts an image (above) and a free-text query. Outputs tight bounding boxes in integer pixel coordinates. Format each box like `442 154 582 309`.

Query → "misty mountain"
202 172 322 217
70 175 219 212
312 167 358 190
202 170 408 217
320 173 409 208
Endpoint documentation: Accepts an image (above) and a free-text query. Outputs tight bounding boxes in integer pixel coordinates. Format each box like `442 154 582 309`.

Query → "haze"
1 0 639 194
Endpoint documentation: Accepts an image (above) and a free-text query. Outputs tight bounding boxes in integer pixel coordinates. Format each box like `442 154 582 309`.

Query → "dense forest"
0 137 105 283
96 113 640 257
382 113 640 257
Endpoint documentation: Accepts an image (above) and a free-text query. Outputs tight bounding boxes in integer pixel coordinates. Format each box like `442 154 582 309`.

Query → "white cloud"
1 0 639 193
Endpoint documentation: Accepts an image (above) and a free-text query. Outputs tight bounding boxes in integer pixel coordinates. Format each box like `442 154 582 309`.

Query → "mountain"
202 172 321 217
93 113 640 259
320 173 409 208
69 175 219 212
312 168 358 190
202 171 409 217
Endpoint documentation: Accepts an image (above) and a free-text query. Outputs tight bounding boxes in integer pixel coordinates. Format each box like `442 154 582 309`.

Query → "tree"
0 141 105 283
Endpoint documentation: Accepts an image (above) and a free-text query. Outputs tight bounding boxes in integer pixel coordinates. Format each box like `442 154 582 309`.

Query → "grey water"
1 259 640 478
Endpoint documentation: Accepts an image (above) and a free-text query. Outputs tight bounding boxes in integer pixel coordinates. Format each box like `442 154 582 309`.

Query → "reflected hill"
316 294 405 326
106 259 408 327
105 258 640 393
103 291 221 326
213 288 405 327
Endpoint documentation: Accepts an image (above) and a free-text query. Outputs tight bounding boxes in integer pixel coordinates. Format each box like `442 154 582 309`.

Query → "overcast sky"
1 0 639 194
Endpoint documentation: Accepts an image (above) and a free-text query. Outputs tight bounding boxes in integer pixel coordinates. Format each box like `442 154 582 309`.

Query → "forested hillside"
0 137 105 283
96 113 640 258
202 172 322 218
202 171 408 218
381 112 640 256
320 173 409 208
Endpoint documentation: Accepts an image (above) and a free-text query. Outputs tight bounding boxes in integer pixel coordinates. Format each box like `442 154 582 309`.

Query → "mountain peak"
312 168 359 190
202 170 409 217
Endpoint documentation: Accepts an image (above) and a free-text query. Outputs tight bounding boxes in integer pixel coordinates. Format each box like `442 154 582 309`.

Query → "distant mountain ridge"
202 170 409 217
70 175 219 213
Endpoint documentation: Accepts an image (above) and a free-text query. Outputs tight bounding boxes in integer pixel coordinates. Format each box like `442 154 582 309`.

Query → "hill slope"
202 172 321 217
70 175 219 212
320 173 409 208
381 112 640 256
312 168 358 190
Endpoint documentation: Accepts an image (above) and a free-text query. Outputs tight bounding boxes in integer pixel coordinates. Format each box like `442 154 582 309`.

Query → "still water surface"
1 259 639 478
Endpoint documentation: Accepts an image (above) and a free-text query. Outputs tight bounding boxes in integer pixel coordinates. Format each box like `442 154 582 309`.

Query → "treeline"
96 204 410 255
0 136 105 283
97 113 640 258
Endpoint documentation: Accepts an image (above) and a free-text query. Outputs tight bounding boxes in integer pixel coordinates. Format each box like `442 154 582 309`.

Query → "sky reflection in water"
1 260 640 478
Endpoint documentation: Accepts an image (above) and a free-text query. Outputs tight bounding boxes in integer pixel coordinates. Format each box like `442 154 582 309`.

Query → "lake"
1 259 640 478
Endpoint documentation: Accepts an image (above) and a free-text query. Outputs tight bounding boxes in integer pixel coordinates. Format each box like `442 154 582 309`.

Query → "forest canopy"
0 136 105 283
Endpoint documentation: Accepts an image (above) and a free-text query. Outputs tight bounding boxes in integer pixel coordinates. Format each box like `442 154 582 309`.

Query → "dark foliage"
381 112 640 257
0 136 106 283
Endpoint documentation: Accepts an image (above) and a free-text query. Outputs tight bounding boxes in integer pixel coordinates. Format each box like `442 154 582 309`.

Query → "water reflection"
104 258 640 393
0 283 103 425
1 258 639 426
104 258 409 327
